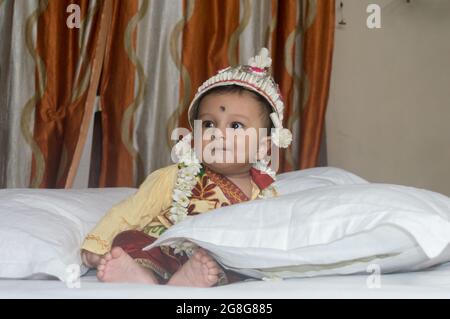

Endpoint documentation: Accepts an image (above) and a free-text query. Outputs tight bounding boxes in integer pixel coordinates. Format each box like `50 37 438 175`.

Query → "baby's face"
196 91 270 175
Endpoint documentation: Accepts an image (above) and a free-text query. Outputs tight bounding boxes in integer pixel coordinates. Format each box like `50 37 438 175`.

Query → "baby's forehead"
198 103 263 119
199 92 264 111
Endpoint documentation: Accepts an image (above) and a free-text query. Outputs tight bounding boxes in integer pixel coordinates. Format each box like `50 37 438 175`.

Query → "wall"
327 0 450 195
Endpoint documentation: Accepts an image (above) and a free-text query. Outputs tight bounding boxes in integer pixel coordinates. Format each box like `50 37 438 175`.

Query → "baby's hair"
194 85 274 130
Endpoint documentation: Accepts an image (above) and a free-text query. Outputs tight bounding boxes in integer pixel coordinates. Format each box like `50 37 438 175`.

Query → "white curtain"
134 0 184 181
0 0 39 188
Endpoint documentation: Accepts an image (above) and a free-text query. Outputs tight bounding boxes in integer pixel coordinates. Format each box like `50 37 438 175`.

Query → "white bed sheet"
1 263 450 299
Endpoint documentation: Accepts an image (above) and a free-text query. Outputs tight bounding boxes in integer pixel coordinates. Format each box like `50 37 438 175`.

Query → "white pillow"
146 180 450 279
274 166 369 195
0 188 136 281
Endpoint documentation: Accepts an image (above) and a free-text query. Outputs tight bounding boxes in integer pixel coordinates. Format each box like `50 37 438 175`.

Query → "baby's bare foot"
167 249 221 287
96 247 158 285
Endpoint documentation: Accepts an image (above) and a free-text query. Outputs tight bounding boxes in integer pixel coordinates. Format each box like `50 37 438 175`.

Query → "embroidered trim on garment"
85 234 110 250
204 165 250 204
134 258 171 281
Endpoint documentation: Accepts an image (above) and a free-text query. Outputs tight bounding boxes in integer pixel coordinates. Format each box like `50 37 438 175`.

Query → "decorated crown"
187 48 293 148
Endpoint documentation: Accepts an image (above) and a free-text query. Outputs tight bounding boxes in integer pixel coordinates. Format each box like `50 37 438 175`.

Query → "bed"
2 264 450 299
2 167 450 299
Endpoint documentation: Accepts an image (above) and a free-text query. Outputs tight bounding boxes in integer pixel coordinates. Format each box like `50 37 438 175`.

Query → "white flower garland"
271 127 293 149
168 134 277 256
169 134 202 224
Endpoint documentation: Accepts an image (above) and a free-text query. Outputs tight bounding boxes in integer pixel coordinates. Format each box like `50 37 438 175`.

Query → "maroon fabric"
250 167 275 190
112 230 187 283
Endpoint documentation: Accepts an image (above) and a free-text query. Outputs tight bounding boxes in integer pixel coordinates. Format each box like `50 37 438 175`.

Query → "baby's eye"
203 120 215 128
230 122 244 129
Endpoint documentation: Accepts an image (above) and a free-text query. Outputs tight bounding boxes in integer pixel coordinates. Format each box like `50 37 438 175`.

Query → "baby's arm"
81 165 178 265
81 249 102 268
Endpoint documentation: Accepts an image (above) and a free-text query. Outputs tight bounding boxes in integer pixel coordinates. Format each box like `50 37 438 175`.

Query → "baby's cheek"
234 135 256 162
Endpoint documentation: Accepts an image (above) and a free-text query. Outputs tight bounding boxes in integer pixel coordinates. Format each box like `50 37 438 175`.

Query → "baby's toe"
193 250 205 261
208 267 220 275
201 254 214 264
111 247 124 259
207 274 219 284
97 270 104 280
206 260 218 269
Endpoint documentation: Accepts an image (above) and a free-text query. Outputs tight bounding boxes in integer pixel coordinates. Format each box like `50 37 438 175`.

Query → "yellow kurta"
81 164 262 255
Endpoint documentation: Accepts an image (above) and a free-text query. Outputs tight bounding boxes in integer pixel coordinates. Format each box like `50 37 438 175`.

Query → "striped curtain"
0 0 335 188
0 0 108 188
31 0 107 188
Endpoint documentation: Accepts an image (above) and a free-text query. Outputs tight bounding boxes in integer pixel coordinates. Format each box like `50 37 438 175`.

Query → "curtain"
0 0 41 188
298 0 335 169
0 0 335 188
31 0 107 188
0 0 109 188
97 0 138 187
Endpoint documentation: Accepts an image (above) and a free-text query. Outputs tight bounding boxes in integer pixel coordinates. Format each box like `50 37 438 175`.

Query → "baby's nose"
210 128 225 140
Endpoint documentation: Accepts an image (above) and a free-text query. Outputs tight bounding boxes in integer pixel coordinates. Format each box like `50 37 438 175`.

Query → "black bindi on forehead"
219 105 226 112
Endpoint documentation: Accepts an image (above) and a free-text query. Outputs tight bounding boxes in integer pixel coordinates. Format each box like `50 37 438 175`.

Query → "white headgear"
187 48 292 148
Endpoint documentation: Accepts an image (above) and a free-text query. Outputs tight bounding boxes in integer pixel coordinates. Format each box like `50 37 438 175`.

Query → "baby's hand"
81 249 102 268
